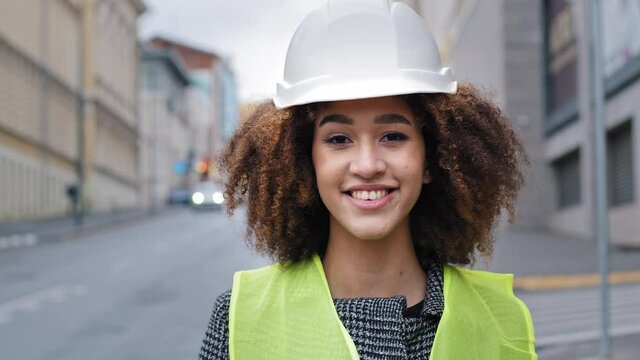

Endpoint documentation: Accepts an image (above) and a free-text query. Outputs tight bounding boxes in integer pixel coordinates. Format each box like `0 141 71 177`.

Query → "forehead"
314 96 414 122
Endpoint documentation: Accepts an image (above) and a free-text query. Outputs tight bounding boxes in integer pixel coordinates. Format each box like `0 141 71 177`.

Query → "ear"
422 168 432 185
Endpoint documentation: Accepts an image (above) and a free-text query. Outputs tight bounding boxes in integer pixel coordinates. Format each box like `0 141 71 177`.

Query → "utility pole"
587 0 611 356
39 0 51 219
151 88 159 215
78 0 97 225
76 0 85 226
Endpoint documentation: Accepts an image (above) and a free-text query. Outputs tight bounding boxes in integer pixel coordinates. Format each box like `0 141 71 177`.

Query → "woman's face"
312 96 430 241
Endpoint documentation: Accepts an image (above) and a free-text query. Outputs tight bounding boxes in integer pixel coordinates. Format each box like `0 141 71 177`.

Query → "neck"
322 217 427 306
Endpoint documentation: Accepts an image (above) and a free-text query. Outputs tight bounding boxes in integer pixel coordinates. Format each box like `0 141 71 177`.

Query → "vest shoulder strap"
229 256 359 360
429 266 537 359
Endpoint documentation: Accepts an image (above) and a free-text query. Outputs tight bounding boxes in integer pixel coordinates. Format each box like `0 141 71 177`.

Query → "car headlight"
192 192 205 205
213 191 224 204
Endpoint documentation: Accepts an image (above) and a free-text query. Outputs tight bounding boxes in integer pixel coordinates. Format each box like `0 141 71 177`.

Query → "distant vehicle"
167 188 191 205
190 181 225 211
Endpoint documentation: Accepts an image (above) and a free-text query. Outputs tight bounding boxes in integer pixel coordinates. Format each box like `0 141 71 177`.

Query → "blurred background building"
1 0 635 247
405 0 639 247
139 36 238 210
0 0 238 223
148 36 239 180
139 44 191 211
0 0 146 222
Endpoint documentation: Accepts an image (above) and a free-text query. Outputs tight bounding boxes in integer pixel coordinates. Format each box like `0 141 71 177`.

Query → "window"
543 0 578 134
554 149 581 209
143 63 157 90
602 1 640 97
608 120 634 206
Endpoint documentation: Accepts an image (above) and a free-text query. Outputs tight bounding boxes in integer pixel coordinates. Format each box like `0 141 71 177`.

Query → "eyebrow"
375 114 412 125
318 114 352 127
318 113 412 127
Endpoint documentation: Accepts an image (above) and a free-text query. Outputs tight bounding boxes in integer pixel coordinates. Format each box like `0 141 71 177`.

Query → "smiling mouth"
348 189 395 200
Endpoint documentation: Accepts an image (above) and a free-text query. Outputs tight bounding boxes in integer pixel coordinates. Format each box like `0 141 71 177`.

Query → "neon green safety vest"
229 254 537 359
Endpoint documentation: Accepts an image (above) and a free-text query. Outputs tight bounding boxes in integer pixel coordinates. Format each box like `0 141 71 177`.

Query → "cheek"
398 145 427 185
312 151 339 189
311 140 335 190
311 139 323 177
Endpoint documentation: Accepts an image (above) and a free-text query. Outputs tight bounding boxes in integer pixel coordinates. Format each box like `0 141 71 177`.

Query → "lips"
343 187 397 211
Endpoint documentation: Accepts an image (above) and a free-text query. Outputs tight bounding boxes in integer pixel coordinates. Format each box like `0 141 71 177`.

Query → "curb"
514 271 640 291
0 208 172 253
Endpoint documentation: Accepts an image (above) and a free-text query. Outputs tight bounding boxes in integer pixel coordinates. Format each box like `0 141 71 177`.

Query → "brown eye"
326 135 351 145
381 132 408 142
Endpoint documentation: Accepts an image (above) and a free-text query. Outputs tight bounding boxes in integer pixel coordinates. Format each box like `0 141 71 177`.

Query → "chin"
329 212 407 242
345 224 394 241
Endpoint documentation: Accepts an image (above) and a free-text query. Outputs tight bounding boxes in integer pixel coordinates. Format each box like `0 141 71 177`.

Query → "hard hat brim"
274 68 457 109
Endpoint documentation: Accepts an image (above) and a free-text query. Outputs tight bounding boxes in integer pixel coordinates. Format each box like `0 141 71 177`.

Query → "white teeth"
350 190 389 200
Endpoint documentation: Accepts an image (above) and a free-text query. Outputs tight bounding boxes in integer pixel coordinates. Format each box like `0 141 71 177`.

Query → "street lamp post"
587 0 611 357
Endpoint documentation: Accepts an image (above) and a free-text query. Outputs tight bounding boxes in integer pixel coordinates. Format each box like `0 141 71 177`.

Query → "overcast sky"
139 0 325 103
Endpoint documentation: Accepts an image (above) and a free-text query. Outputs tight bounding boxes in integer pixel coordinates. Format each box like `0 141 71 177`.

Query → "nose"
349 142 386 179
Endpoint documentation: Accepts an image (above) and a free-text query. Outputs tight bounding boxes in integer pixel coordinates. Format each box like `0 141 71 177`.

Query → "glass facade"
543 0 578 133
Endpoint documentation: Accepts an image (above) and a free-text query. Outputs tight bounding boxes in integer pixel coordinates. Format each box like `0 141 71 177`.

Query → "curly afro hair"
219 84 528 267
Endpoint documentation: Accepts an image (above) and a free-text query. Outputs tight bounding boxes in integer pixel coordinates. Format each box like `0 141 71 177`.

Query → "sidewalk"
537 333 640 360
3 211 639 286
0 207 171 251
489 229 640 358
483 228 640 291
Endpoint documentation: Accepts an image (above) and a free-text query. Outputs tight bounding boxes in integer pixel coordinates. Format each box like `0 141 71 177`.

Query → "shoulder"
232 259 316 295
445 265 536 338
199 290 232 360
445 265 518 293
444 265 533 322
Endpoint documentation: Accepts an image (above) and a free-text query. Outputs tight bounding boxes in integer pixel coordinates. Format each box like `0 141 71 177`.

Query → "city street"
1 0 639 359
0 209 267 360
1 209 639 359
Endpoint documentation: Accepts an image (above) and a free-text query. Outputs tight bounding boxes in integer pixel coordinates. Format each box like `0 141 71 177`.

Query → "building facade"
149 36 239 180
139 46 191 210
0 0 145 222
89 0 146 213
406 0 639 246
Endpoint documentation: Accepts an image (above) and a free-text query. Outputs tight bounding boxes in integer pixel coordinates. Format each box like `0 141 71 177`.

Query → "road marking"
0 284 87 325
0 233 39 251
514 271 640 291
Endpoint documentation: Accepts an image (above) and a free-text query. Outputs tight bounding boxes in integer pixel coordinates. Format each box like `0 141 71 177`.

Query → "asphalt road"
0 208 267 360
1 208 639 359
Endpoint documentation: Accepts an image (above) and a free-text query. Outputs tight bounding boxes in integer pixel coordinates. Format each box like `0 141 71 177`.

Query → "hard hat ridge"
273 0 457 109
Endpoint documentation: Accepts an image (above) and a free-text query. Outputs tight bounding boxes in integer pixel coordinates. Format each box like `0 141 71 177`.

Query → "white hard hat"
273 0 457 109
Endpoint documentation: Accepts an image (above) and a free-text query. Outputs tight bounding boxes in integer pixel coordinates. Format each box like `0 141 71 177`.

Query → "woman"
200 0 537 359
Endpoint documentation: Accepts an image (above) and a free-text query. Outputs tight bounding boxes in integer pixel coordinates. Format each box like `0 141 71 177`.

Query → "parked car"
167 188 191 205
190 181 225 211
